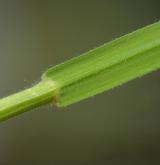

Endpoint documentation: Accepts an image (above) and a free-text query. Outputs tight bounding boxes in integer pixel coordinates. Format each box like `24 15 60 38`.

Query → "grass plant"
0 21 160 122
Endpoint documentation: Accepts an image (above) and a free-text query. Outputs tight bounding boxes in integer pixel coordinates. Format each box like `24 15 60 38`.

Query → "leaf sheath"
43 21 160 106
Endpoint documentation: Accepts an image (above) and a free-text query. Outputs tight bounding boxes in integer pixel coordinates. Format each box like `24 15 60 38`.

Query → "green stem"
0 80 57 121
0 21 160 122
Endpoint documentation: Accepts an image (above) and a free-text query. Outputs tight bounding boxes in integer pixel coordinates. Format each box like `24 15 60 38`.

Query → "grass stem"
0 21 160 122
0 80 57 121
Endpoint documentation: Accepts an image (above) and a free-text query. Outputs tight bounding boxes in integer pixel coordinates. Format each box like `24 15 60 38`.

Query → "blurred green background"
0 0 160 164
